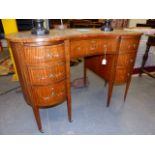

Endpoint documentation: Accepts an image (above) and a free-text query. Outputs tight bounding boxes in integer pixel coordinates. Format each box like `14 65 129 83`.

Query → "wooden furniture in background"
69 19 102 28
111 19 129 29
6 29 141 132
69 19 129 29
139 35 155 78
137 19 155 28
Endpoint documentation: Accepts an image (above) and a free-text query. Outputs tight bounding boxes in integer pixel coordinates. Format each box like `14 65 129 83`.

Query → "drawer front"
28 62 66 85
70 40 88 58
119 38 140 52
85 39 100 56
33 80 66 106
99 38 118 53
24 43 65 64
115 68 131 84
70 38 118 58
117 53 136 67
115 53 136 84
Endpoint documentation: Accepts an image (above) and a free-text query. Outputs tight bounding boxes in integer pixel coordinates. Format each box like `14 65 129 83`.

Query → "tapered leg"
106 82 114 107
104 80 107 87
83 58 87 86
65 40 72 122
67 96 72 122
32 106 43 133
124 77 132 102
66 66 72 122
139 45 150 77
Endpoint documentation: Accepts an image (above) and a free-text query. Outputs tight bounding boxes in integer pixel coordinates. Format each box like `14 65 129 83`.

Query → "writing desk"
6 29 142 132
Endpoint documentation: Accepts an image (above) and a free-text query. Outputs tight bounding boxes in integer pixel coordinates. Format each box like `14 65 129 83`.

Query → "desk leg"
139 44 150 77
107 82 114 107
124 77 131 102
65 40 72 122
67 91 72 122
104 81 108 87
84 59 87 86
32 106 43 133
66 66 72 122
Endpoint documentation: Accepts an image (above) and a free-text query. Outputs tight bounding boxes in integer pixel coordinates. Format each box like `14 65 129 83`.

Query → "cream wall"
98 19 147 28
128 19 147 27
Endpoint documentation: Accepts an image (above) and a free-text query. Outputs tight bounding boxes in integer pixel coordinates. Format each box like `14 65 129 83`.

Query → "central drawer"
70 38 118 58
32 80 66 106
98 38 118 54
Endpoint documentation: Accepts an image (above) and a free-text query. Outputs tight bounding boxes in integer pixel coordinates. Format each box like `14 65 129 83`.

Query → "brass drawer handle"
130 59 134 63
44 92 56 100
55 72 65 77
35 55 46 60
76 47 81 51
36 73 55 80
36 72 65 80
46 52 53 58
34 51 61 60
58 89 66 96
90 46 96 50
43 88 56 100
128 44 136 49
103 45 107 51
35 52 53 60
54 53 60 58
133 44 136 48
47 52 60 58
91 40 96 43
43 88 65 100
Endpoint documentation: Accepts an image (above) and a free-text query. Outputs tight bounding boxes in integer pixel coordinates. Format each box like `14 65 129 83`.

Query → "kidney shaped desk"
6 29 142 132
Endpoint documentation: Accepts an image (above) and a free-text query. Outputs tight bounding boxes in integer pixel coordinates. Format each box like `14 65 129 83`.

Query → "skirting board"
133 66 155 74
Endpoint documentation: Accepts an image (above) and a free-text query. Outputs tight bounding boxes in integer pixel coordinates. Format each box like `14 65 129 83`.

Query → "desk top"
6 28 142 43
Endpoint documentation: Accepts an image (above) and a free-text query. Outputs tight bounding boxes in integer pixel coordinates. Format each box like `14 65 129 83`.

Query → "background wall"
128 19 147 27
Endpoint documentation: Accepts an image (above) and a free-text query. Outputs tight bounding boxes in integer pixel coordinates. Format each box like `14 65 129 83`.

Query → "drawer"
119 38 140 52
32 80 66 106
115 68 131 84
85 38 119 55
98 38 118 53
85 39 100 56
70 40 88 58
117 53 136 67
70 38 118 58
24 43 65 64
27 62 66 85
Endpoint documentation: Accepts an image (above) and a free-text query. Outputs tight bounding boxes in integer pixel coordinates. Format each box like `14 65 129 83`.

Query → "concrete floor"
0 62 155 135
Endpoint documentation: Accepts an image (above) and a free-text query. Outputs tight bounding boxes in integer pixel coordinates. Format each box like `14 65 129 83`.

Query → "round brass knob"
133 44 136 48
